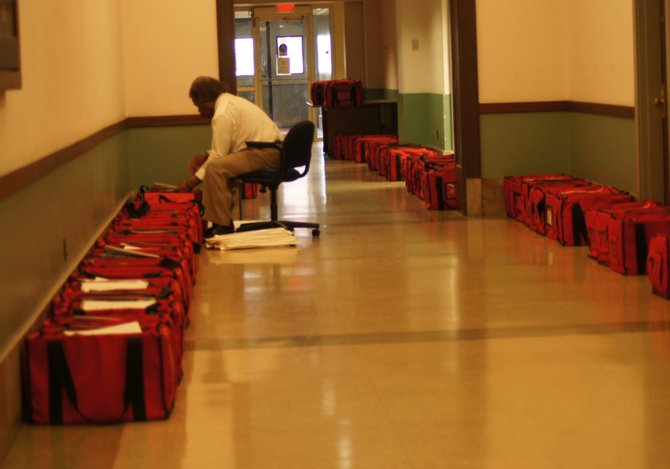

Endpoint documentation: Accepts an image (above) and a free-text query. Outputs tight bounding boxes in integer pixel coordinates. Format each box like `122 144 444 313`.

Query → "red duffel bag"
647 234 670 298
23 315 178 425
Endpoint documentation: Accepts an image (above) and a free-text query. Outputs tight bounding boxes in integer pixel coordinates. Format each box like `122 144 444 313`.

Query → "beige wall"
567 0 634 105
476 0 569 103
382 0 399 91
120 0 219 116
0 0 125 178
363 0 398 91
363 0 384 88
344 1 367 81
476 0 634 106
395 0 447 94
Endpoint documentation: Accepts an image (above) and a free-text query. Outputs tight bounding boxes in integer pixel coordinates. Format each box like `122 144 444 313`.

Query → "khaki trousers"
202 147 281 226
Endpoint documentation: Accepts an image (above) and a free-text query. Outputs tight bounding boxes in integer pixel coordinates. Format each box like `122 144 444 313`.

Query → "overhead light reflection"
338 427 352 469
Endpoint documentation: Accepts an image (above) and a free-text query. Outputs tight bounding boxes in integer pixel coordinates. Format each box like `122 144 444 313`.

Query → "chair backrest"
281 121 315 176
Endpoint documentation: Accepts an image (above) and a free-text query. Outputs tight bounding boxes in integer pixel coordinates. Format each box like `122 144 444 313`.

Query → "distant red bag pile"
330 132 457 211
310 79 364 108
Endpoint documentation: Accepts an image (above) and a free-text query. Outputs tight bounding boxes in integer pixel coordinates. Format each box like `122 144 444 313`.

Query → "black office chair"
236 121 320 237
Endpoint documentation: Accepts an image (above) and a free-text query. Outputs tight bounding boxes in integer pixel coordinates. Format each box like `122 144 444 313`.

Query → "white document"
80 279 150 292
104 245 160 258
81 298 157 311
63 321 143 336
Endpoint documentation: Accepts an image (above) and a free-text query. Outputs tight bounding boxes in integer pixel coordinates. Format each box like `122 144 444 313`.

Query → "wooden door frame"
217 0 238 93
635 0 669 203
449 0 482 215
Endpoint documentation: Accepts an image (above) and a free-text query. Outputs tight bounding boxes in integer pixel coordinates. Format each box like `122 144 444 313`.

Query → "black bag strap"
571 204 588 246
124 338 147 421
435 175 445 210
159 257 182 270
635 224 648 274
47 340 77 424
47 337 146 424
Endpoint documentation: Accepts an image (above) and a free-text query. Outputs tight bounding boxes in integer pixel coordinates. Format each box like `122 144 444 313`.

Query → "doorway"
635 0 670 203
234 6 332 135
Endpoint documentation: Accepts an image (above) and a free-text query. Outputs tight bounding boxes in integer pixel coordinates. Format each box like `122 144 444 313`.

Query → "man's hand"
176 181 192 193
176 175 202 192
189 152 209 174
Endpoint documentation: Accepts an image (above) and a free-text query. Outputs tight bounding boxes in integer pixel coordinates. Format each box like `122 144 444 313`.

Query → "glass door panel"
258 18 309 130
234 12 255 103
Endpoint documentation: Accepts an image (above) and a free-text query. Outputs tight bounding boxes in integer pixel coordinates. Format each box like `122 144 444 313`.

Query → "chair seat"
238 169 301 185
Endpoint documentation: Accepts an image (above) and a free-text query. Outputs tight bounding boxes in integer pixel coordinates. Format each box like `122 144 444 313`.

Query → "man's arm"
176 151 208 192
189 151 209 174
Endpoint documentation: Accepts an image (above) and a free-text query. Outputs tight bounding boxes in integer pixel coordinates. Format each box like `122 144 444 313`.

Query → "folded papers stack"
205 227 297 251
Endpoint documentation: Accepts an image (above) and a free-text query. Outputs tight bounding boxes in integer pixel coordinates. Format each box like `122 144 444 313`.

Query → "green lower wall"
568 112 636 193
480 112 572 177
480 111 636 194
398 92 453 151
126 126 211 188
0 133 130 358
360 90 456 152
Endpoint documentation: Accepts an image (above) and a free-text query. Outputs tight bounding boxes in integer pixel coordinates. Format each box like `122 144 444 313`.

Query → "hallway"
4 143 670 468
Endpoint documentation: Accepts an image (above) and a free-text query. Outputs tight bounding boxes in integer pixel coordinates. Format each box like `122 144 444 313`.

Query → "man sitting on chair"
177 76 283 238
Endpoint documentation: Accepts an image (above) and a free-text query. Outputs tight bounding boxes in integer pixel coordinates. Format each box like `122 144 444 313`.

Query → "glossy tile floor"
5 143 670 468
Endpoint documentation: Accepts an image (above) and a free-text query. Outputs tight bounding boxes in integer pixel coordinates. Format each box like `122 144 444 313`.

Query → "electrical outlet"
411 39 420 51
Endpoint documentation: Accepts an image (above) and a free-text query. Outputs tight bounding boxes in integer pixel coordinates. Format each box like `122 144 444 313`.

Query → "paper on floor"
205 227 297 251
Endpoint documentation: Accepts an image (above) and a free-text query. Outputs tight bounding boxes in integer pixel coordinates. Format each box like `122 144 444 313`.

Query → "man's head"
189 76 228 118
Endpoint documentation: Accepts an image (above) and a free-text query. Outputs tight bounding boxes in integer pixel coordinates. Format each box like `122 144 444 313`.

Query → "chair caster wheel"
312 228 320 237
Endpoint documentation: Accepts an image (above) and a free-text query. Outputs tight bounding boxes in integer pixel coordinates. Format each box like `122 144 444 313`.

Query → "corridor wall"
477 0 636 194
395 0 453 151
0 0 129 460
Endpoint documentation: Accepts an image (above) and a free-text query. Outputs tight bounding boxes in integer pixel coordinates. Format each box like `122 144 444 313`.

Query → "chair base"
236 219 320 237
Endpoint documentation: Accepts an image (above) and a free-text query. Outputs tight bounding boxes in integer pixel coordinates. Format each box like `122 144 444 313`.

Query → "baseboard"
465 177 506 218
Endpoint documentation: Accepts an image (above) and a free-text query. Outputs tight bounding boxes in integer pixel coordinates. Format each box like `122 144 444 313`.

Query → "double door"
235 6 321 131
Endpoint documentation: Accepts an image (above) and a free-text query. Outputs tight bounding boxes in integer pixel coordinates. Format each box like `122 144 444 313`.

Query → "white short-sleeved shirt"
195 93 283 180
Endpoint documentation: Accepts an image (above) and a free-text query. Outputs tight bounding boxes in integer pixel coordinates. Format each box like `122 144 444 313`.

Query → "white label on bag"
81 299 157 311
81 279 150 292
63 321 143 336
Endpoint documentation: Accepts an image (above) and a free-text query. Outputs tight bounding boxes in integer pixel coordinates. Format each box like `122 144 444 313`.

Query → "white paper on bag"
63 321 143 336
81 298 157 311
80 279 150 292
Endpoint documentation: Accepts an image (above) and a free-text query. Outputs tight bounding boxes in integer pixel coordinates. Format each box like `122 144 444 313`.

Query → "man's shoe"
203 223 235 239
